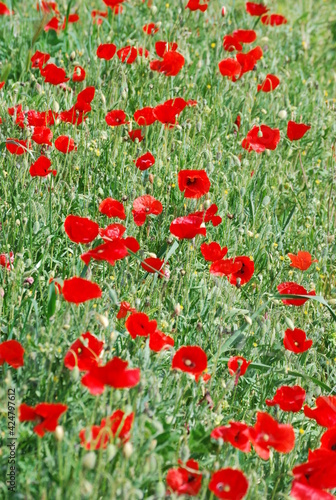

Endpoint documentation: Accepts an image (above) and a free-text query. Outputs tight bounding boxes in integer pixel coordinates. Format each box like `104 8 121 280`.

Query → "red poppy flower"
99 223 126 242
150 51 185 77
234 29 257 44
177 170 210 199
0 251 14 270
134 106 156 126
211 422 251 453
132 195 163 226
154 41 177 58
61 13 80 29
261 14 288 26
91 10 108 24
125 312 157 339
79 410 134 449
117 46 138 64
62 277 102 304
209 468 249 500
277 282 316 306
6 138 29 155
283 328 312 353
186 0 208 11
228 356 251 378
236 47 263 77
204 203 222 226
29 156 56 177
319 427 336 452
0 2 13 15
81 239 136 266
170 214 206 240
105 109 128 127
257 74 280 92
64 215 99 244
218 58 242 81
172 345 207 381
64 332 104 371
166 459 202 496
99 198 126 219
248 411 295 460
44 16 60 32
138 47 150 58
117 301 136 319
55 135 77 153
19 403 68 437
223 35 243 52
40 63 69 85
149 330 174 352
103 0 124 9
153 101 182 126
27 109 56 127
245 2 269 16
76 86 95 108
210 256 254 286
81 357 140 395
288 251 317 271
290 479 335 500
128 129 144 142
134 152 155 171
304 397 336 428
143 22 159 35
266 385 306 412
31 126 53 146
31 50 50 69
141 257 164 275
72 65 86 82
0 340 24 368
97 43 117 60
287 121 311 141
292 449 336 491
242 125 280 153
200 242 228 262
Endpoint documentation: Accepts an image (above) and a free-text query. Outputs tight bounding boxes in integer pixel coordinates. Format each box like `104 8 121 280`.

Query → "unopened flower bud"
54 425 64 441
82 452 96 470
221 6 226 16
123 442 133 458
278 109 287 120
96 313 109 328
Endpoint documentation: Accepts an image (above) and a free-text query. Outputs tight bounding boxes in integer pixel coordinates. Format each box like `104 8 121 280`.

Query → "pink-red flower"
211 422 251 453
288 251 318 271
277 282 316 306
242 125 280 153
170 214 206 240
134 152 155 170
29 156 56 177
172 345 207 381
105 110 128 127
200 242 228 262
0 340 24 368
132 195 163 226
283 328 313 353
99 198 126 219
287 120 311 141
97 43 117 60
55 135 77 153
81 357 140 395
166 459 202 496
246 2 269 17
208 468 249 499
64 215 99 244
178 170 210 198
62 277 102 304
266 385 306 412
79 410 134 449
125 312 157 339
19 403 68 437
257 74 280 92
248 411 295 460
64 332 104 371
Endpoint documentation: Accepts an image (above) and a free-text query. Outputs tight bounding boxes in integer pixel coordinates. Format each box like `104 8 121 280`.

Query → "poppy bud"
52 101 59 113
123 442 133 458
149 174 154 184
174 303 182 316
284 317 295 330
81 480 93 496
107 444 117 461
221 6 226 16
151 5 158 14
96 313 109 328
54 425 64 441
278 109 287 119
82 452 96 470
156 482 166 497
121 89 128 99
70 51 76 61
329 298 336 305
197 322 203 331
244 315 252 325
72 366 80 381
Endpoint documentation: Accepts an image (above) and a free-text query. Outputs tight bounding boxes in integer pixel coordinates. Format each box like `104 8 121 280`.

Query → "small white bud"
278 109 287 120
96 313 109 328
82 452 96 470
54 425 64 441
123 442 133 458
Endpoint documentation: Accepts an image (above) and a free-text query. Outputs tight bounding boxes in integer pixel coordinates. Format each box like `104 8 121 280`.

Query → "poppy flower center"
331 443 336 451
186 177 196 185
77 348 82 354
294 341 299 347
263 434 269 441
217 483 230 493
183 358 196 368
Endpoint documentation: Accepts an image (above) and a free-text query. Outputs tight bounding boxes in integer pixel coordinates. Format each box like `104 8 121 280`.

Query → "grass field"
1 0 336 498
